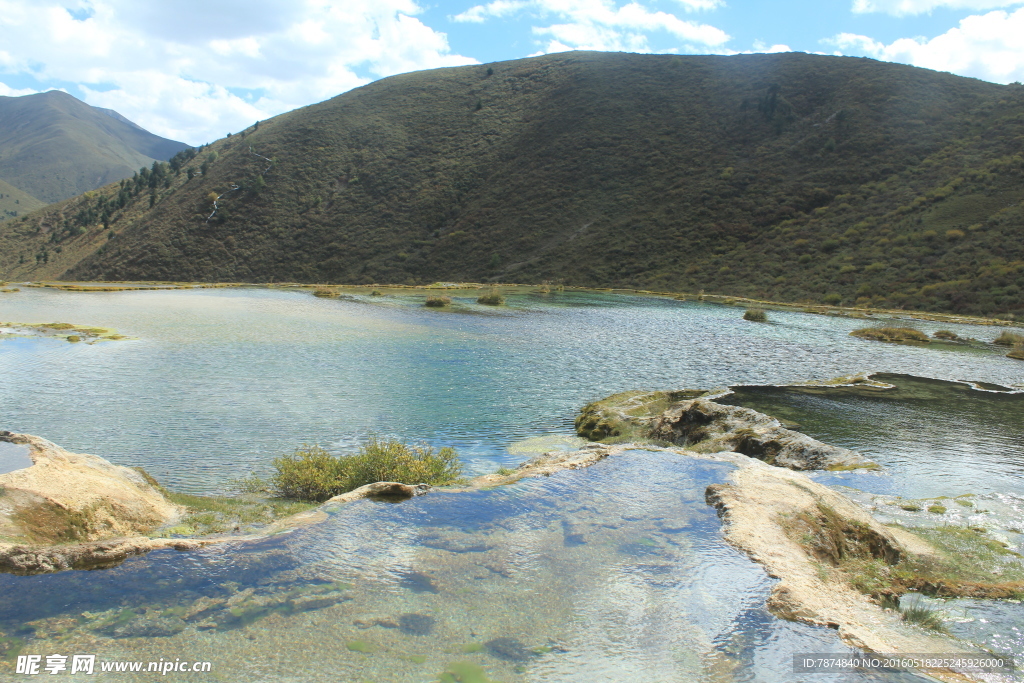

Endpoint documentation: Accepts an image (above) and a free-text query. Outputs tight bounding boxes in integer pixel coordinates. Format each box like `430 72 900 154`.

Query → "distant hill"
0 178 45 223
1 52 1022 317
0 90 189 203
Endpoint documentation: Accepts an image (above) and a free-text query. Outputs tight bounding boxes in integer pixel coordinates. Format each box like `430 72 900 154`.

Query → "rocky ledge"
704 460 998 682
575 389 875 470
0 431 200 574
0 432 181 545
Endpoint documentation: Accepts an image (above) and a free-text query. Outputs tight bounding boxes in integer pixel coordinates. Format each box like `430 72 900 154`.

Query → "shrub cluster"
425 296 451 307
993 330 1024 346
477 290 505 305
743 308 768 322
271 437 463 502
850 326 929 343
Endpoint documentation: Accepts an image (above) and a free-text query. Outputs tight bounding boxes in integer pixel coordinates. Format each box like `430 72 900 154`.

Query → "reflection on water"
0 452 930 682
1 288 1022 493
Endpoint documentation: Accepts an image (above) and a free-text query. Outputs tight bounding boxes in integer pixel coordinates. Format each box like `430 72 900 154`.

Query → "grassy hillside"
1 52 1022 317
0 90 189 203
0 179 45 222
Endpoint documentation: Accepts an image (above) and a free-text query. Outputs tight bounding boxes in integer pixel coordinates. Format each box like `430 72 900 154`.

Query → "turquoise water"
2 287 1024 681
1 287 1021 493
0 451 931 682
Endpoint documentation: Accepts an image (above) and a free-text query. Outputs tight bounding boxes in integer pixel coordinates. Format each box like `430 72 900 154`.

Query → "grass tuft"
425 296 451 307
743 308 768 322
898 595 947 632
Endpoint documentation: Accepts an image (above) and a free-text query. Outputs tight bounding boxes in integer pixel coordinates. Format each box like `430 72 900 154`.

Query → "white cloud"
455 0 728 53
453 0 529 22
831 7 1024 83
851 0 1023 16
0 82 42 97
0 0 477 145
751 40 792 53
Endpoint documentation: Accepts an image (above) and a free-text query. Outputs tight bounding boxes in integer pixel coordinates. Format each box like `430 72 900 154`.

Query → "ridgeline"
0 90 189 204
2 52 1023 317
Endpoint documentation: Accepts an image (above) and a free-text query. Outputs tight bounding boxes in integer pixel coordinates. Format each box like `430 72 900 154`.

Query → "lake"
1 286 1022 681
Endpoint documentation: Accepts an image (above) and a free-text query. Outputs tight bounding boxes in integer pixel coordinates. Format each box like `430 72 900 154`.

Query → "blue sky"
1 0 1021 146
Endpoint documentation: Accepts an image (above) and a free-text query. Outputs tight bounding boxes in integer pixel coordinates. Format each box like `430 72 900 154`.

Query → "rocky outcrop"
0 431 187 574
0 432 181 544
651 399 875 470
575 389 875 470
0 537 217 575
705 459 980 679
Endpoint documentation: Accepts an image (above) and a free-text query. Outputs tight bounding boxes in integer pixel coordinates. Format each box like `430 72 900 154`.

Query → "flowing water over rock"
1 287 1023 680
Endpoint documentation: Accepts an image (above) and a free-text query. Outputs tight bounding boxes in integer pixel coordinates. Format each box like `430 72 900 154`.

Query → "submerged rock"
484 637 533 662
109 615 187 639
398 613 435 636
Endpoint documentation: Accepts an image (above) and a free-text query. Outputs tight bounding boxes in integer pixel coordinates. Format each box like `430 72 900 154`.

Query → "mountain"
0 178 46 223
1 52 1023 317
0 90 189 203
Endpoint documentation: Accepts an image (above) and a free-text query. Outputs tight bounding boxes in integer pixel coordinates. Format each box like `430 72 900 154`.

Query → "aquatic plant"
927 504 947 514
312 286 339 298
477 290 505 305
370 290 383 296
163 491 314 535
425 296 451 307
932 330 959 340
743 308 768 322
897 595 947 632
67 335 81 343
850 327 929 343
271 437 463 502
993 330 1024 346
439 661 498 683
1008 343 1024 360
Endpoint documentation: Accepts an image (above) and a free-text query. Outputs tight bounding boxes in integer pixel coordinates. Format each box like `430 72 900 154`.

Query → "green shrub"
743 308 768 322
271 438 463 502
993 330 1024 346
477 291 505 305
425 296 451 307
823 293 842 305
851 327 929 343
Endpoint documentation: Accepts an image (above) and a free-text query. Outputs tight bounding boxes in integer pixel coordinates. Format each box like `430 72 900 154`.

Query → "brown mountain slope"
0 90 189 203
0 178 45 222
2 52 1023 316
